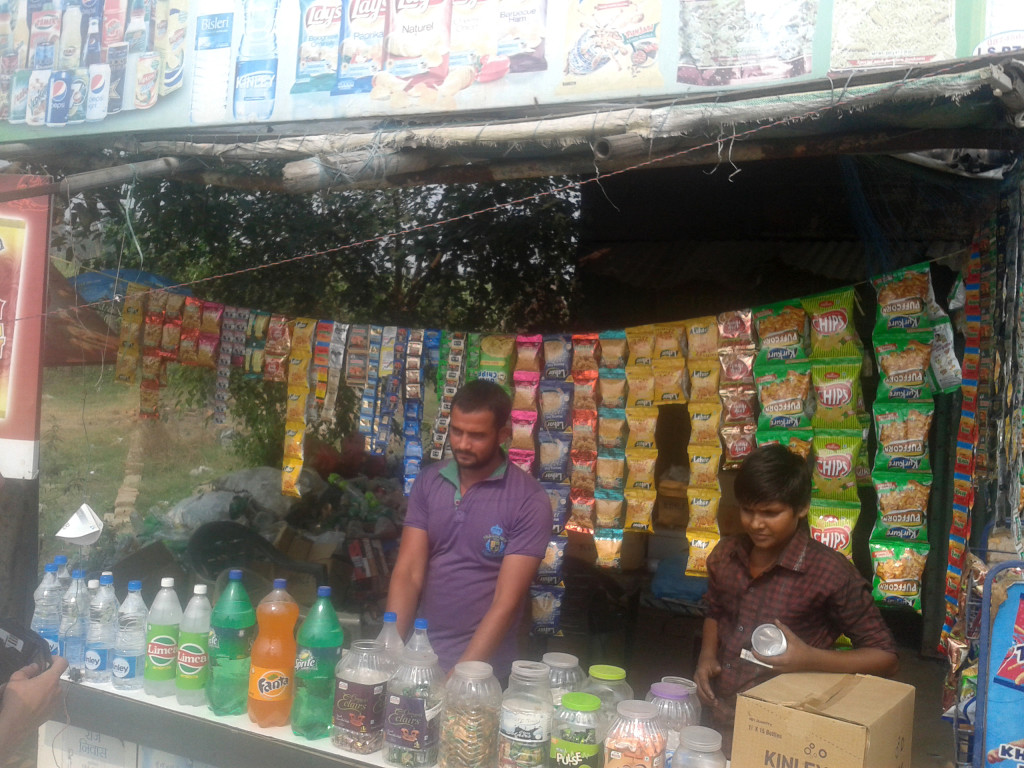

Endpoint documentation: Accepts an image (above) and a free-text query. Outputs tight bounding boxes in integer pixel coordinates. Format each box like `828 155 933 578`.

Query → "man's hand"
751 620 813 671
694 652 721 707
0 657 69 753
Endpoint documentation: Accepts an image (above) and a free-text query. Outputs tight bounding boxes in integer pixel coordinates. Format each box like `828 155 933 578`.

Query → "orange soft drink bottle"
247 578 300 727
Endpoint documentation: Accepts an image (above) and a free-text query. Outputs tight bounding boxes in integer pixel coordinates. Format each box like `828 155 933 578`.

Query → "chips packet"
478 334 515 391
537 430 572 482
598 368 629 409
624 488 656 531
717 309 754 348
930 317 961 395
570 451 597 493
508 447 535 475
811 430 862 502
536 538 567 585
721 422 756 469
689 401 723 445
654 323 685 359
685 531 720 577
572 410 598 454
538 380 573 431
874 401 934 472
809 499 861 560
594 529 625 570
594 489 626 529
625 448 657 490
567 489 595 532
598 408 629 452
510 409 538 451
515 334 543 373
571 333 601 373
720 384 758 424
625 366 656 407
755 360 813 429
543 334 573 380
596 450 627 492
625 325 655 366
685 316 719 359
653 359 687 403
598 330 628 370
688 359 721 402
874 331 934 401
541 482 571 534
573 371 600 410
530 585 564 636
870 540 930 612
688 443 722 488
802 287 862 358
811 357 862 429
686 486 721 533
872 262 933 335
719 348 755 386
512 370 541 411
872 471 931 543
753 300 808 364
625 407 658 449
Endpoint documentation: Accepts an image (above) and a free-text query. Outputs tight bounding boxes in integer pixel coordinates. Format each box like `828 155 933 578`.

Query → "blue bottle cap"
100 574 114 585
54 555 68 565
414 618 428 630
317 586 331 598
229 569 243 580
273 578 287 589
383 611 397 623
44 563 57 573
128 580 142 591
71 569 85 579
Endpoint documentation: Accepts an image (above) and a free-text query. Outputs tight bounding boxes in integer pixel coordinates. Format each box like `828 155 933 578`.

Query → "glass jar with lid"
604 699 667 767
439 661 502 768
660 676 702 724
551 692 602 768
498 660 553 767
333 639 396 754
581 664 633 729
542 652 585 706
383 648 445 767
645 681 698 755
672 725 726 768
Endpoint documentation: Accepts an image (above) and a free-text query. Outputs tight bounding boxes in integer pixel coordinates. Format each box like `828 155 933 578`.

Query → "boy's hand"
694 653 722 706
751 620 813 671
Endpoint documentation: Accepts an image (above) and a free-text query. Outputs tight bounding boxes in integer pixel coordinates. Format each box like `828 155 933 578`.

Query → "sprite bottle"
291 585 344 739
206 569 257 716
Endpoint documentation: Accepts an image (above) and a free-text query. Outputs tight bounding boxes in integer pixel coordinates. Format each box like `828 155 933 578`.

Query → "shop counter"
58 678 388 768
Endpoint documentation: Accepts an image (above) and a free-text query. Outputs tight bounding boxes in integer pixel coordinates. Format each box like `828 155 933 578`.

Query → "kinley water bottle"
144 577 182 697
85 573 119 682
30 563 61 656
233 0 280 121
60 569 89 673
112 580 148 690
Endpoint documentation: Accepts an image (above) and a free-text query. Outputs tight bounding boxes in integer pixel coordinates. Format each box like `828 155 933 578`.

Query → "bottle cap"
128 580 142 591
561 692 601 712
71 569 85 579
101 571 113 577
100 574 113 586
615 700 658 719
229 569 243 580
649 681 688 701
87 580 99 590
414 617 428 630
589 664 626 681
661 676 697 693
194 584 207 595
679 725 723 753
383 611 397 623
452 661 493 680
542 651 579 669
161 577 175 588
44 563 57 573
317 585 331 598
273 578 287 589
511 660 550 680
54 555 67 565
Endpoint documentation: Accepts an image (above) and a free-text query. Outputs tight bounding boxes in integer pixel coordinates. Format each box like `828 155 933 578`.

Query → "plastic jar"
439 661 502 768
551 692 602 768
498 660 553 767
333 639 395 754
384 649 445 767
672 726 726 768
660 676 702 724
542 652 585 706
604 699 667 767
646 681 697 755
581 664 633 729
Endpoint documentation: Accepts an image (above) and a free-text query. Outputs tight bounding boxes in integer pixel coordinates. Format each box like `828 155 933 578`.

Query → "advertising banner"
0 0 1021 142
0 176 50 480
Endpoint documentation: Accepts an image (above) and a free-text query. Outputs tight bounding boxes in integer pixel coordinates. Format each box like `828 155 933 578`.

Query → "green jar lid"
589 664 626 681
561 692 601 712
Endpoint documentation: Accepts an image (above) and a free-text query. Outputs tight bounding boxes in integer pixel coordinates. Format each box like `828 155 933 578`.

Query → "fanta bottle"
247 578 299 727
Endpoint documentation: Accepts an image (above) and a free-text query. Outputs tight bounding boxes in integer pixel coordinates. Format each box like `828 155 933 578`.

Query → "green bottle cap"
561 692 601 712
589 664 626 681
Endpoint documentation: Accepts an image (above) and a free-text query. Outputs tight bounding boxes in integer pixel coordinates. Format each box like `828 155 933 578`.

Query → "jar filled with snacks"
498 660 553 768
672 726 726 768
660 676 702 724
384 649 445 767
581 664 633 729
645 681 698 754
439 661 502 768
542 652 585 706
551 692 602 768
604 700 667 768
333 640 395 754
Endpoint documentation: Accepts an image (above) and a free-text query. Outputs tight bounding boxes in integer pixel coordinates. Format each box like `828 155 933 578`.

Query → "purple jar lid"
649 681 689 700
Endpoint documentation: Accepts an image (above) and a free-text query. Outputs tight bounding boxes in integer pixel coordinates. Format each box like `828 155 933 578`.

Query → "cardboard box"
732 673 914 768
138 745 219 768
37 720 138 768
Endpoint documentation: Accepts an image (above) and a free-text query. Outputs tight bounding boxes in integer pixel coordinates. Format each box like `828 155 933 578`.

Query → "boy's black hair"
451 379 512 431
734 444 812 511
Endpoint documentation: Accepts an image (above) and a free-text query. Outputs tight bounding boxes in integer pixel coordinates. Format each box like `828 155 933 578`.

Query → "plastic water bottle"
30 564 61 656
377 611 405 663
407 618 433 654
144 577 182 697
232 0 279 121
112 580 147 690
85 573 119 682
54 555 71 593
189 0 234 124
291 585 344 739
176 584 212 706
87 579 100 599
207 568 257 716
60 569 89 672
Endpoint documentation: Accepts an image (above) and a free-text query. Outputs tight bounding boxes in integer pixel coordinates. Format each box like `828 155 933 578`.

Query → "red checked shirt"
704 529 897 711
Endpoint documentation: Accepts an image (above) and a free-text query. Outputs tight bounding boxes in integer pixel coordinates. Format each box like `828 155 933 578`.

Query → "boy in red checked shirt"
694 444 899 753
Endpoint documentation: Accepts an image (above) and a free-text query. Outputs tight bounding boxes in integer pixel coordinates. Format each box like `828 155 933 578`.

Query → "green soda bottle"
206 569 257 716
291 585 344 739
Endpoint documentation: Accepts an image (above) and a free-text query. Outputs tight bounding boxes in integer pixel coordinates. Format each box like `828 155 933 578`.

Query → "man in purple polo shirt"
387 380 551 679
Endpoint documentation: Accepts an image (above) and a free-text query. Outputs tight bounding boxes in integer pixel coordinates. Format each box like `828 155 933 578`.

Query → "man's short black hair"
734 444 812 511
451 380 512 430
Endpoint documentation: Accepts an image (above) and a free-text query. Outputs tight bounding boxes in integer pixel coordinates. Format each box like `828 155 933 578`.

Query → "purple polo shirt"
403 456 551 678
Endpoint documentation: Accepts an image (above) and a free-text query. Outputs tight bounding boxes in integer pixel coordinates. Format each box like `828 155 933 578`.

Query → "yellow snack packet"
688 443 722 488
686 486 721 533
685 316 719 359
626 325 656 366
625 448 658 490
686 531 720 577
624 489 656 531
626 407 658 449
688 359 720 402
653 359 687 403
688 401 723 445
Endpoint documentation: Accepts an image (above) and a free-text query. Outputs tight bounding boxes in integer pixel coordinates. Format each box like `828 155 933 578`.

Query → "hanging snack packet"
510 409 538 451
538 430 572 483
811 430 861 502
654 323 685 359
624 489 656 531
567 489 595 532
598 368 629 409
573 370 600 410
807 499 859 561
801 287 862 358
625 407 658 449
755 360 813 429
870 540 930 612
515 334 543 373
625 448 657 490
874 401 934 472
478 334 516 391
598 330 628 370
688 443 722 488
594 529 625 570
543 334 573 380
572 410 598 454
930 317 961 395
720 384 758 424
811 358 862 429
598 408 629 452
536 538 567 585
625 325 655 366
689 359 720 402
571 333 601 373
721 423 756 469
265 314 292 357
686 486 721 533
570 450 597 493
512 370 541 411
530 585 564 636
541 482 571 534
625 366 655 408
508 448 535 475
465 332 481 381
872 262 933 335
539 380 573 431
685 316 718 359
686 531 720 577
718 309 754 348
756 427 813 459
872 471 931 543
689 401 723 445
143 312 164 349
181 296 203 332
653 359 687 403
596 450 627 492
719 348 755 386
874 332 933 401
595 489 626 529
753 301 808 364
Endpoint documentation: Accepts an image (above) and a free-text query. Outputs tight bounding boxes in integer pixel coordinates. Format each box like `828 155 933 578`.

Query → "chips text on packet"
870 540 930 612
811 430 861 502
755 360 813 429
686 486 721 533
811 358 862 429
872 262 933 335
874 331 934 401
753 301 808 364
809 499 861 561
685 531 720 577
801 287 862 357
874 401 934 472
872 471 931 542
